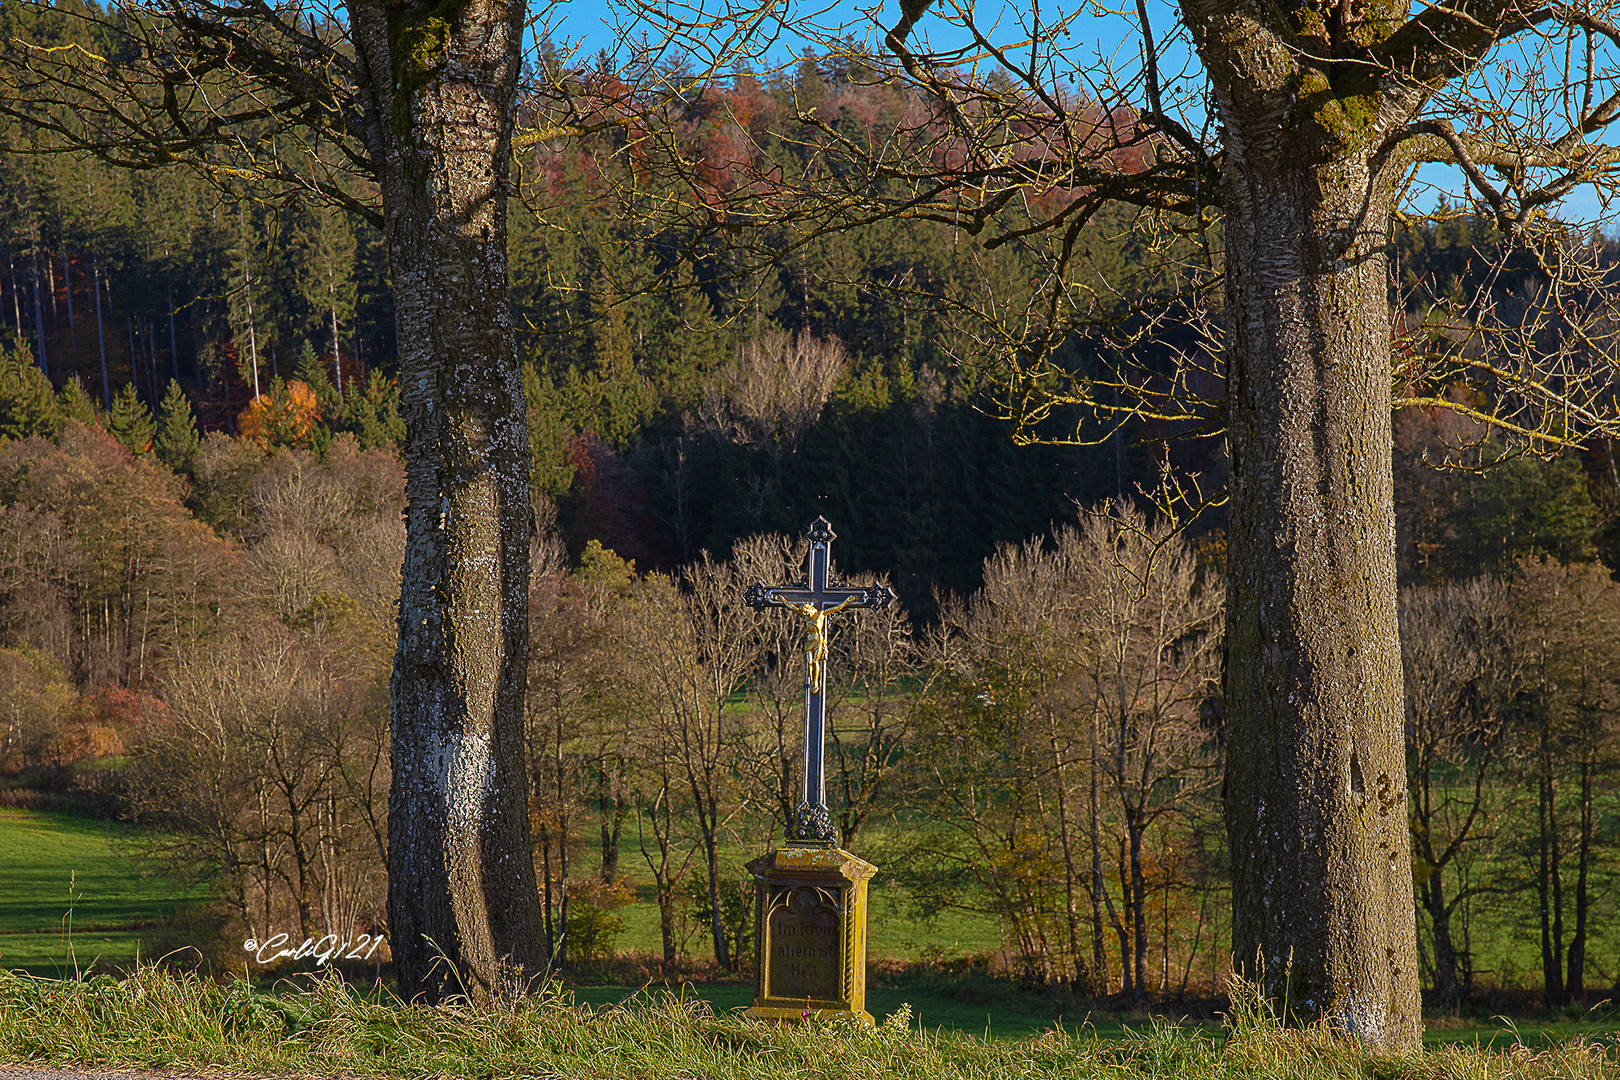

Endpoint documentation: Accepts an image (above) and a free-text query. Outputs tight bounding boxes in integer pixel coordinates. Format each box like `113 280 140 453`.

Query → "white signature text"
242 932 386 966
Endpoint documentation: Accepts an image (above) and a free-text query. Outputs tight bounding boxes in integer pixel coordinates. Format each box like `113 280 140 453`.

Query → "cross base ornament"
793 804 835 846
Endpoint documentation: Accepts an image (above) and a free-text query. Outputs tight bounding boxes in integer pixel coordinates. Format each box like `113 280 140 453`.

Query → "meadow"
0 808 209 976
4 807 1620 1050
0 808 999 972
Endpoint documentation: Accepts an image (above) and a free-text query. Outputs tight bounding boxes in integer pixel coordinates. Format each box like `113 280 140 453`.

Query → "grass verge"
2 967 1617 1080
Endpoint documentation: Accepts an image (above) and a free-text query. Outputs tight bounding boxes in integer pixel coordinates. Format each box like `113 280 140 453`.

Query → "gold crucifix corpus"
786 595 859 692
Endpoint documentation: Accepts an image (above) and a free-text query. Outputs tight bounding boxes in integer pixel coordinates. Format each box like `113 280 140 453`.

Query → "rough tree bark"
1217 144 1420 1044
347 0 544 1000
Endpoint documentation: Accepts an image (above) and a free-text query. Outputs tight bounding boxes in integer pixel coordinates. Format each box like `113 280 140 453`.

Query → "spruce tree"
107 383 156 455
295 338 338 413
342 370 406 451
154 379 201 473
57 376 101 428
522 361 575 501
0 342 62 441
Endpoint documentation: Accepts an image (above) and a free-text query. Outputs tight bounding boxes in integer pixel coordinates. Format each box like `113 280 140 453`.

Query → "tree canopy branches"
0 0 378 224
566 0 1620 468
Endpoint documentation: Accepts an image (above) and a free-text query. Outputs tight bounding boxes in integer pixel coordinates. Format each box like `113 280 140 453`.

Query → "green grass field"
4 809 1619 1049
0 809 203 976
603 817 1005 960
607 874 1004 961
567 983 1215 1040
564 984 1620 1048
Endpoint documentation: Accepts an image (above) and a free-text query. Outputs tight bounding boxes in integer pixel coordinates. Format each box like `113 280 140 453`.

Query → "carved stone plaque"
745 844 875 1022
764 886 841 1001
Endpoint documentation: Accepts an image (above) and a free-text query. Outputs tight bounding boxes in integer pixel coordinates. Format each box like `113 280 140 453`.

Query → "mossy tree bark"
1217 149 1420 1046
348 0 544 1001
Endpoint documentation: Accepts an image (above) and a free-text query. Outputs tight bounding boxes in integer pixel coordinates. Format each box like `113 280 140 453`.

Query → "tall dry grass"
1 967 1615 1080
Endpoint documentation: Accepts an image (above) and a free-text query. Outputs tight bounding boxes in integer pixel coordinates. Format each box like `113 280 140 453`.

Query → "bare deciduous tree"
908 506 1219 989
825 581 922 846
632 551 762 970
699 330 846 454
1507 558 1620 1004
1400 575 1518 1005
524 542 640 970
1075 507 1222 998
134 625 386 952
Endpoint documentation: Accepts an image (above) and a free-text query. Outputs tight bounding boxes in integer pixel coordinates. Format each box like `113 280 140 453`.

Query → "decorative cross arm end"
742 582 773 612
806 516 837 544
865 583 898 611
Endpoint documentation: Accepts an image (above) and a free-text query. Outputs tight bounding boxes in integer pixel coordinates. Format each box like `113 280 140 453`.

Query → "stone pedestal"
744 844 877 1023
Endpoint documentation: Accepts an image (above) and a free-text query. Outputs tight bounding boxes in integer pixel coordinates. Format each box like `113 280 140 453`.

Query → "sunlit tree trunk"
1537 729 1565 1004
61 239 75 349
329 276 344 403
348 0 543 1001
92 262 108 409
1219 134 1421 1045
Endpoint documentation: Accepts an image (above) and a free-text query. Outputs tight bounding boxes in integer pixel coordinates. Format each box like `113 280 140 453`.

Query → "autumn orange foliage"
238 380 322 449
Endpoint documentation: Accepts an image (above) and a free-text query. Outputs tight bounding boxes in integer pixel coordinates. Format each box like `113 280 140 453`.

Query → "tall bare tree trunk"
1127 808 1148 998
329 274 344 403
1420 860 1462 1007
242 240 259 400
1051 728 1088 990
1088 718 1108 991
167 277 179 382
1219 138 1421 1047
30 252 48 376
1538 735 1565 1005
92 262 108 409
61 239 75 348
1568 758 1591 1001
9 256 21 338
348 0 543 1002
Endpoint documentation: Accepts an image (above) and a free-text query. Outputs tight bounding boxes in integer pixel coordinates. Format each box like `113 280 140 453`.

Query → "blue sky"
545 0 1086 72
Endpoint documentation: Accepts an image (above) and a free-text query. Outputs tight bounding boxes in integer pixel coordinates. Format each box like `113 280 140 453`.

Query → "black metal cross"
743 517 896 847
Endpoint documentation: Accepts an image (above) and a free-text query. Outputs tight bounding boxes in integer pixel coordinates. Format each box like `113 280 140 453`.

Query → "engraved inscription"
765 886 840 1001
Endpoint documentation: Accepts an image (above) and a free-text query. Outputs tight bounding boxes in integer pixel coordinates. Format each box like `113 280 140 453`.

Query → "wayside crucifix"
743 517 895 847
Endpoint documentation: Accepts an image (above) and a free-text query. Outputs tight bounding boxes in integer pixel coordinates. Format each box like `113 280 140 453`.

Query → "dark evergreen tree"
107 381 154 455
522 361 575 502
1447 450 1598 576
0 340 60 440
295 338 338 414
56 375 99 427
154 379 200 474
339 369 405 451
